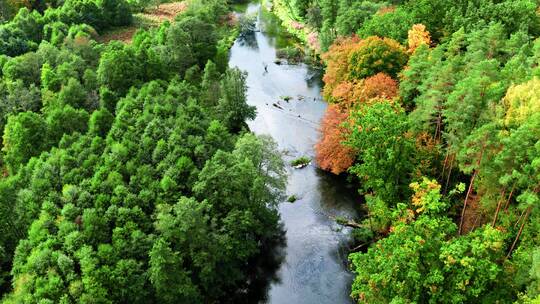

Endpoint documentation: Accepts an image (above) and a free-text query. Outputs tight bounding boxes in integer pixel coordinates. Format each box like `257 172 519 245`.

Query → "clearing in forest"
97 2 188 44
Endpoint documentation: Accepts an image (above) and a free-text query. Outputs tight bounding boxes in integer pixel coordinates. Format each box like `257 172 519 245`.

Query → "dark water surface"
229 3 359 303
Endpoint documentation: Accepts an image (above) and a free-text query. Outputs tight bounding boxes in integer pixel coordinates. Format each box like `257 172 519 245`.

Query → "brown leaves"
329 73 398 110
315 104 356 174
361 73 399 101
318 39 400 174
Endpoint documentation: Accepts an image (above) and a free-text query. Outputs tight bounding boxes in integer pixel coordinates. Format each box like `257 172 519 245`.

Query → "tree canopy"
0 1 288 302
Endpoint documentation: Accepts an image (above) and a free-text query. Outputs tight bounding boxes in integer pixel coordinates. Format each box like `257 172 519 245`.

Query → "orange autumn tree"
316 77 398 175
315 104 356 174
322 36 406 103
322 36 362 101
356 72 398 104
331 73 398 108
407 24 431 53
330 81 358 104
318 35 406 174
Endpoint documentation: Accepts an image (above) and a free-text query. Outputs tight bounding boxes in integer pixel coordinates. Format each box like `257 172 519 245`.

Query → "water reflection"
316 169 361 211
259 8 296 49
239 30 259 50
228 224 286 303
305 65 325 89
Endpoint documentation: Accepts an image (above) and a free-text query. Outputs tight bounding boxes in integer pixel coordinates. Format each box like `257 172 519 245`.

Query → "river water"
228 3 359 303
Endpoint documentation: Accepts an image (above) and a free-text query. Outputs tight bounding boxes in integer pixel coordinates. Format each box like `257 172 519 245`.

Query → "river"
228 2 360 303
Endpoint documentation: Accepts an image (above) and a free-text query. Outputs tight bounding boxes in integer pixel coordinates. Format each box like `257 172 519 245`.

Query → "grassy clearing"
97 2 187 44
141 2 188 23
96 15 155 43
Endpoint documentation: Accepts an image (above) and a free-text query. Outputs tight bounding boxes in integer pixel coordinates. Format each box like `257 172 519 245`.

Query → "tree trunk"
331 216 363 229
341 220 363 229
472 214 481 230
350 243 369 252
503 184 515 211
458 142 486 235
459 170 478 235
441 152 449 181
506 205 532 259
514 208 526 229
434 113 442 142
434 102 443 142
444 154 454 194
492 189 506 226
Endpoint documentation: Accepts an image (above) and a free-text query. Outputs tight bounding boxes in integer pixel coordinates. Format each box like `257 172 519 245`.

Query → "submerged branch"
331 215 363 229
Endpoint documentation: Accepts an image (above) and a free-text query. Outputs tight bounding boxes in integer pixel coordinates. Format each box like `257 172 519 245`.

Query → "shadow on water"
305 65 324 89
228 223 287 304
239 31 260 50
315 168 362 212
238 1 296 51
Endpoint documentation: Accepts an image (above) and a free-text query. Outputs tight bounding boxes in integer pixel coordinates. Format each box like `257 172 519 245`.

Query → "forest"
273 0 540 302
0 0 290 303
1 0 540 303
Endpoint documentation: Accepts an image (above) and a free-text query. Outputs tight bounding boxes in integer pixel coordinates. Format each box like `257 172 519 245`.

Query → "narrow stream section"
229 3 359 303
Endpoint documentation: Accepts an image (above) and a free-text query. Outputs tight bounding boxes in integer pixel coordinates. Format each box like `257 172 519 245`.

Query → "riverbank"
267 0 321 53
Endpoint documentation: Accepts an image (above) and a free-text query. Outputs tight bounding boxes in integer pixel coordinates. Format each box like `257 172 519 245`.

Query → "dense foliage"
4 0 540 302
275 0 540 50
276 0 540 302
0 0 288 302
0 0 131 57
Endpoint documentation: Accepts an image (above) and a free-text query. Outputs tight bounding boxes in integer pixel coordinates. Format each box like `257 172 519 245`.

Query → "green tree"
357 8 414 44
201 60 221 107
305 3 322 29
216 68 256 132
164 16 217 72
97 0 132 27
347 101 416 201
2 51 42 86
2 112 48 173
56 0 105 30
335 0 385 37
350 179 509 303
97 46 141 95
150 198 211 303
443 60 505 150
56 78 88 109
45 105 89 143
350 179 454 303
88 108 114 138
399 43 432 109
41 63 61 92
